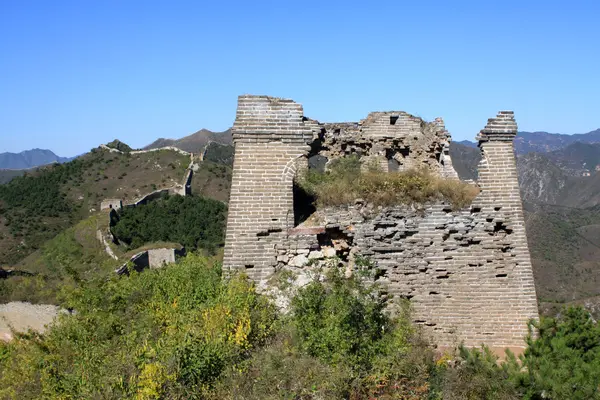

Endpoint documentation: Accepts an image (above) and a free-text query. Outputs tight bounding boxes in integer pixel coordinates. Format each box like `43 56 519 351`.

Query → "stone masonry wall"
223 96 538 353
222 95 313 281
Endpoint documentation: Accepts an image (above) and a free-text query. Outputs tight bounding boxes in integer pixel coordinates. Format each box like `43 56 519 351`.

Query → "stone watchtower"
222 95 313 280
223 95 539 354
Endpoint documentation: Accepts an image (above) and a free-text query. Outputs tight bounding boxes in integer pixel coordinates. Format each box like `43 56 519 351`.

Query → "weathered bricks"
223 96 539 354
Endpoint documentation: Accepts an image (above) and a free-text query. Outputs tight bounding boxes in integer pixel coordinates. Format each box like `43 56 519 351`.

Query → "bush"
437 346 520 400
297 155 479 209
112 194 226 253
291 266 388 370
515 307 600 400
211 331 353 400
0 254 277 399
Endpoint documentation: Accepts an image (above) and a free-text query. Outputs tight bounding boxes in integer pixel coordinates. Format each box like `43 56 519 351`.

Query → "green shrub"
515 307 600 400
291 266 388 371
0 254 277 399
297 155 479 209
437 346 520 400
112 194 226 253
211 330 353 400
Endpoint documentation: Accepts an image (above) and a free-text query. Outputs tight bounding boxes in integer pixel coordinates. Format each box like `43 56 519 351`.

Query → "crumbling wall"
222 95 313 281
115 247 182 275
223 96 538 353
310 112 457 177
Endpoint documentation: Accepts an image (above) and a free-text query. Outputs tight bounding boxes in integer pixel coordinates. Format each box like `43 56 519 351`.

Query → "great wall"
97 144 201 271
222 94 539 354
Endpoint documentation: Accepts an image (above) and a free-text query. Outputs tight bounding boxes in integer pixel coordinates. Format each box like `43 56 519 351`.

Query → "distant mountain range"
0 149 74 170
458 128 600 154
144 128 232 153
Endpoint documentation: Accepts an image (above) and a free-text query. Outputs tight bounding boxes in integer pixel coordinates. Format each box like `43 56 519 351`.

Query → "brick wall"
223 97 538 352
222 95 312 280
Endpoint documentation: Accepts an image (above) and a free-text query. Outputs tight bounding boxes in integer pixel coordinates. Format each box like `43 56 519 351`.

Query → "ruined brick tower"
223 95 312 281
223 95 539 354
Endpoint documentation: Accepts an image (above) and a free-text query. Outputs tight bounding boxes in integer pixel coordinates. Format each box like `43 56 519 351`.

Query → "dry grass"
297 156 479 210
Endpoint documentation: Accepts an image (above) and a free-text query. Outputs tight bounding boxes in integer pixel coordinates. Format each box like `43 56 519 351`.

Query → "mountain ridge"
0 149 75 170
144 128 233 153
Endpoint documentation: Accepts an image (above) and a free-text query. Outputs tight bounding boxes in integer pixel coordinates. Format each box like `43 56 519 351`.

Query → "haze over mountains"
0 149 74 170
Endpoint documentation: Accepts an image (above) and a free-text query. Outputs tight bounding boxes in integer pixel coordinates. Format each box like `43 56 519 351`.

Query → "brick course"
223 96 539 353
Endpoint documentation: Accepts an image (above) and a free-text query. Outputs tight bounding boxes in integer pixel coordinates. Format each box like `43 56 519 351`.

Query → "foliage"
0 215 119 303
210 331 353 400
0 254 277 399
437 346 520 400
106 139 134 153
0 159 85 254
437 307 600 400
203 143 234 166
112 194 226 253
297 155 479 209
515 307 600 400
291 266 389 370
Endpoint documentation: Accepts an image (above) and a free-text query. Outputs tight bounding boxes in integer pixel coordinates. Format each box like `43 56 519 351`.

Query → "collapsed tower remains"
223 95 539 354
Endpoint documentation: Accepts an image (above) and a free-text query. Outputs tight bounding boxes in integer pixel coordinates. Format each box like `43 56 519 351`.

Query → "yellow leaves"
201 304 251 349
232 317 251 347
135 362 174 400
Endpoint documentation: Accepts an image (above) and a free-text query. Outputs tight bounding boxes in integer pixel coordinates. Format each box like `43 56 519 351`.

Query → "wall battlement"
223 95 539 353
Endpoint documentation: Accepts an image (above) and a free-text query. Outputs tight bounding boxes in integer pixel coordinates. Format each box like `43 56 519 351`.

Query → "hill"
515 129 600 154
546 141 600 176
0 169 25 184
0 148 74 169
0 146 190 265
456 128 600 155
144 128 233 153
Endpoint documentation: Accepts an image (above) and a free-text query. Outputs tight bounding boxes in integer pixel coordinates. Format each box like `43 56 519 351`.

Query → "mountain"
545 142 600 176
517 152 569 205
0 149 74 169
515 129 600 154
144 128 233 153
456 128 600 155
449 142 480 181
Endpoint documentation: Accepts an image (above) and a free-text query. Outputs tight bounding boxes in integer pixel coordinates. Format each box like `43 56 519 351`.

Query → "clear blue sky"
1 0 598 156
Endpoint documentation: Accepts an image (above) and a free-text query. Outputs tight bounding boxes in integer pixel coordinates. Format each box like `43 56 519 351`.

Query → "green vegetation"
0 215 119 303
0 159 87 263
2 251 600 399
0 254 276 399
112 194 226 253
203 143 234 166
106 139 134 152
0 147 190 265
0 169 25 185
297 156 479 209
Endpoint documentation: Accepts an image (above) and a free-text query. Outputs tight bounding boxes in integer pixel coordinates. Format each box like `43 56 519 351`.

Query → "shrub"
0 254 277 399
290 266 389 371
515 307 600 400
437 346 520 400
297 155 479 209
210 331 352 400
112 194 226 253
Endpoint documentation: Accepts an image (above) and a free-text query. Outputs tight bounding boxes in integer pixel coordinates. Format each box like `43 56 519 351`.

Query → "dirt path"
0 302 61 341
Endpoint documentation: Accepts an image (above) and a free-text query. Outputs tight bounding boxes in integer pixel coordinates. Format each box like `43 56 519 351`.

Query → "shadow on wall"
293 183 316 226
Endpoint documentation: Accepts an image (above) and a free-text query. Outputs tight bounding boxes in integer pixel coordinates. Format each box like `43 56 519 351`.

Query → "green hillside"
0 147 190 265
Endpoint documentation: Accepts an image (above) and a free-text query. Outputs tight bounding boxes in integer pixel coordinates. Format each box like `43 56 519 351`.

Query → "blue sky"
0 0 598 156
